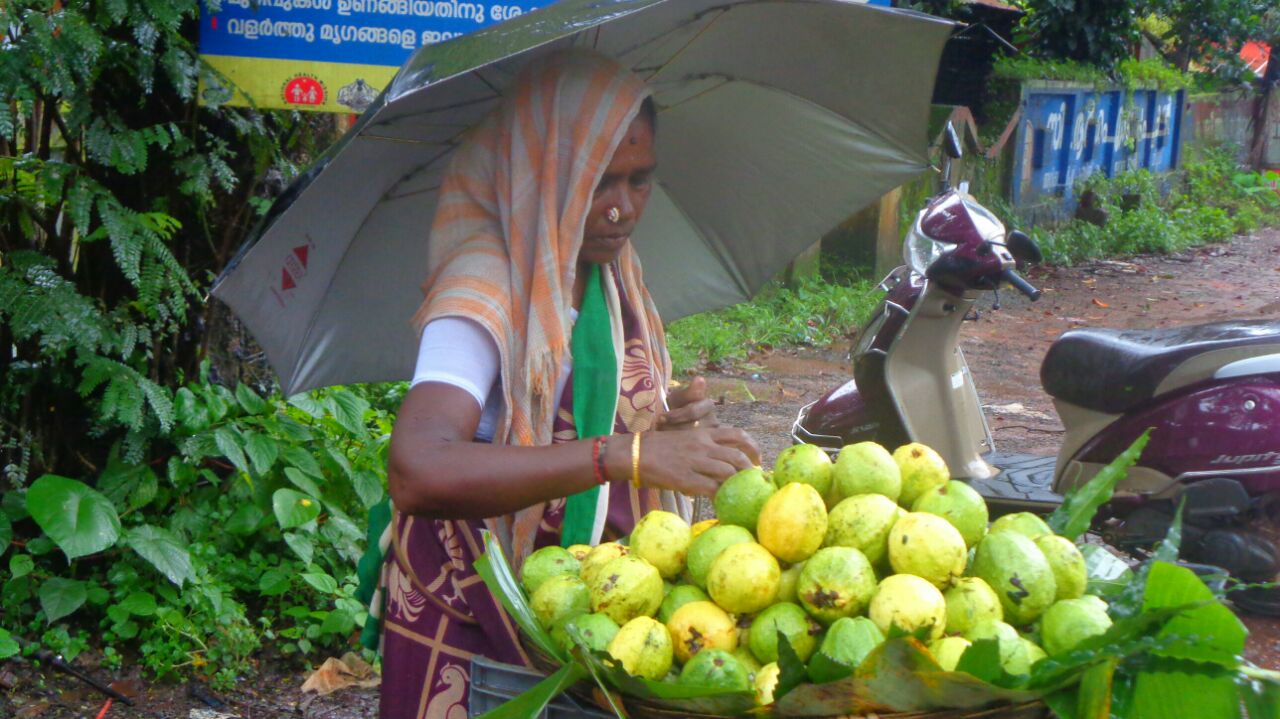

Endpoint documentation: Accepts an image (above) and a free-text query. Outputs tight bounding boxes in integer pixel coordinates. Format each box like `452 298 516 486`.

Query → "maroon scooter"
792 131 1280 613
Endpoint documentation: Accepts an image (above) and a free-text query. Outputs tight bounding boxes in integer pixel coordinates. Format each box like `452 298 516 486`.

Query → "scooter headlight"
903 219 955 276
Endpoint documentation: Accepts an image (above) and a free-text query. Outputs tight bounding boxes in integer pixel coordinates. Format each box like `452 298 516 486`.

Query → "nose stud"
606 207 621 224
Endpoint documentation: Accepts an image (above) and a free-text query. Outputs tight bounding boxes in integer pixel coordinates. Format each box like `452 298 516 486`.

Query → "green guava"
686 524 754 588
629 510 693 580
554 611 619 654
928 636 972 672
531 574 591 629
658 584 710 624
943 577 1003 636
715 467 777 533
707 542 781 614
796 547 877 624
748 602 822 664
812 616 883 676
832 441 901 503
825 493 900 565
972 530 1057 625
892 443 950 506
521 545 581 595
1034 534 1087 601
775 561 805 604
868 573 947 640
911 480 989 548
964 620 1031 675
589 555 664 625
989 512 1052 540
773 444 834 498
888 512 967 588
678 648 751 690
607 616 673 680
1040 597 1113 656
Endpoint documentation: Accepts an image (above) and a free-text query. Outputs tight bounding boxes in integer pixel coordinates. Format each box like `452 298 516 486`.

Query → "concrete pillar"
874 187 904 279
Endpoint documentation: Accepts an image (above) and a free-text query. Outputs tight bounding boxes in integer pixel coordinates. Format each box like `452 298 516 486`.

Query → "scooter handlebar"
1001 269 1042 300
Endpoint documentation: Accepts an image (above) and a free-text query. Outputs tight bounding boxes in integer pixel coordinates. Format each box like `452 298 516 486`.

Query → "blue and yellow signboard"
199 0 550 113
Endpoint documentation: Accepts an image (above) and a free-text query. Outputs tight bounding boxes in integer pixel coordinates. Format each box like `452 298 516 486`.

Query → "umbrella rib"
653 179 752 299
641 7 728 83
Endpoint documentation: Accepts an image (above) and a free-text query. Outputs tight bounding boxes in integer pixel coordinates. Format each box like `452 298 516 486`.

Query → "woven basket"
519 634 1048 719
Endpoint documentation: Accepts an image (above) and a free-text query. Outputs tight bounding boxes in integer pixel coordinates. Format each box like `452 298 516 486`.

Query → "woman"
376 50 761 718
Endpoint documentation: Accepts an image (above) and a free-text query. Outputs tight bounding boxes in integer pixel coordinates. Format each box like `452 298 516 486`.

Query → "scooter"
792 127 1280 613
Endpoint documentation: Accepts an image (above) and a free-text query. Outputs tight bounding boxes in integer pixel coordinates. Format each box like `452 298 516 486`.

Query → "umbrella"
211 0 955 395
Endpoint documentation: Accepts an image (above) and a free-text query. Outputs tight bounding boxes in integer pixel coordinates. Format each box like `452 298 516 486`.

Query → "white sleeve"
412 316 500 409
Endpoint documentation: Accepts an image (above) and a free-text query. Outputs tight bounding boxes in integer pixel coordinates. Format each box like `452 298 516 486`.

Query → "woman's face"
579 112 656 266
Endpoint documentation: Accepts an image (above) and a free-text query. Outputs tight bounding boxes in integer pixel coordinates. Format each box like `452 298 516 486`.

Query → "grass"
665 268 880 376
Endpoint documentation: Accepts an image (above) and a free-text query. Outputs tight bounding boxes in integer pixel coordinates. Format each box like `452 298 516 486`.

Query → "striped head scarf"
411 50 673 564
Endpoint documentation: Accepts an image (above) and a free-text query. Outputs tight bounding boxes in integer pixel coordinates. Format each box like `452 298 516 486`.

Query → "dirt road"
708 228 1280 668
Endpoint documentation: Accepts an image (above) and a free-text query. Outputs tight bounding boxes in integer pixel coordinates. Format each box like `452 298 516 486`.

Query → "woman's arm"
388 381 760 519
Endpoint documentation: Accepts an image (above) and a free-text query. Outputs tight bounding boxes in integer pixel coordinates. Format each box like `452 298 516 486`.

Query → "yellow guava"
928 635 972 671
531 574 590 629
607 616 673 680
754 662 781 706
566 544 593 562
869 574 947 640
824 493 900 565
888 512 967 589
757 482 828 564
707 542 781 614
1034 534 1087 601
893 443 950 507
580 542 629 587
943 577 1003 635
832 441 901 503
588 555 663 625
775 561 805 604
630 510 693 579
666 600 739 664
773 444 833 498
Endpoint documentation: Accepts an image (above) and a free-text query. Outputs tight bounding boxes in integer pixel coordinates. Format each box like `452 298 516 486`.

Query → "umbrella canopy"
211 0 955 395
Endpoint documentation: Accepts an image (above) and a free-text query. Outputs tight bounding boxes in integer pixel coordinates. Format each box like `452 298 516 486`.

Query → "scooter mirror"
943 122 963 160
1007 230 1043 267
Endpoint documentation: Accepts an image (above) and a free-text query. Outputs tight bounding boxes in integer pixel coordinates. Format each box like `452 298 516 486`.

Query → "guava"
797 547 877 624
824 493 899 565
691 519 719 539
666 600 739 664
733 646 763 676
832 441 901 503
911 480 989 548
888 512 967 588
630 510 693 579
972 531 1057 626
566 544 593 562
554 612 619 654
868 574 947 640
1021 637 1047 669
757 482 828 564
714 467 777 533
943 577 1003 636
687 524 755 588
813 616 883 675
1034 535 1087 601
964 620 1031 675
989 512 1052 541
589 555 664 625
748 602 822 664
775 561 805 604
678 648 751 690
773 444 833 498
928 636 972 672
1040 597 1113 656
607 616 673 680
754 662 781 706
658 584 710 624
893 443 950 507
580 542 629 587
521 545 581 595
707 542 781 614
531 574 591 629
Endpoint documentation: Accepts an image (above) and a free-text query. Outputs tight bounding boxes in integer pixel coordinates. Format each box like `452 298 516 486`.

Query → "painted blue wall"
1010 83 1185 222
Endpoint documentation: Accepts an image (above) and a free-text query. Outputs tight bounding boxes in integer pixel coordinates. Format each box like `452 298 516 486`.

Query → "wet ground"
708 227 1280 670
5 231 1278 718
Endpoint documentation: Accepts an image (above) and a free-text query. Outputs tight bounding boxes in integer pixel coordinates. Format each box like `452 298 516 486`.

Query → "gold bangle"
631 432 642 489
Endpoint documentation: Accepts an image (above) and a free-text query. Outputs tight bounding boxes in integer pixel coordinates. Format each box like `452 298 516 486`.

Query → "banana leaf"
474 530 568 664
1047 430 1150 541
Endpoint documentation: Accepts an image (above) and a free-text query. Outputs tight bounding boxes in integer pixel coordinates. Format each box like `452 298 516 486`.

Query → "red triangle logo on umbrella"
282 268 296 291
293 245 309 268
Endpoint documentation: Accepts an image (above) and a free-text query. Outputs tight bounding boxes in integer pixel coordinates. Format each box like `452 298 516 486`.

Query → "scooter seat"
1040 320 1280 414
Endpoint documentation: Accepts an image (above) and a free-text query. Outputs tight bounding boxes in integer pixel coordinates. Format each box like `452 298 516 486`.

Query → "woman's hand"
607 425 761 498
656 376 718 431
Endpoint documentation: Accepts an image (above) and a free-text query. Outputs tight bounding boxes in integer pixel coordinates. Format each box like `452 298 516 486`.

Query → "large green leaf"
243 430 279 475
0 628 18 659
0 513 10 556
327 389 371 437
39 577 87 623
284 467 324 499
1047 430 1150 540
1075 659 1115 719
235 383 268 415
26 474 121 560
126 525 194 587
214 426 250 475
10 554 34 579
281 446 324 478
273 488 321 529
473 531 565 663
98 452 158 512
473 663 590 719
